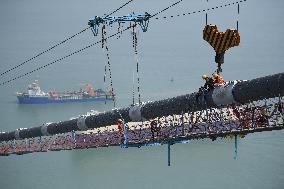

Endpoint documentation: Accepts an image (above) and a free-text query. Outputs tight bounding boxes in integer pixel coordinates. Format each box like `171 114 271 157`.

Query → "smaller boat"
16 80 115 104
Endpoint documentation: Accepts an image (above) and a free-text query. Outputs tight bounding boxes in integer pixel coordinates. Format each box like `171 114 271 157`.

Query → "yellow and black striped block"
203 25 240 54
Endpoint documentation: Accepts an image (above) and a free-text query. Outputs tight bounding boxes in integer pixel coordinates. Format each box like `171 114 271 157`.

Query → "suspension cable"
150 0 184 18
104 0 135 17
0 0 135 78
154 0 247 20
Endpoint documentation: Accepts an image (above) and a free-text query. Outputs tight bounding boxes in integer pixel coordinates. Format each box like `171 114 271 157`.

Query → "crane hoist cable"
0 0 135 78
131 22 142 105
102 25 107 104
205 0 208 25
132 71 135 105
101 25 116 107
237 3 240 31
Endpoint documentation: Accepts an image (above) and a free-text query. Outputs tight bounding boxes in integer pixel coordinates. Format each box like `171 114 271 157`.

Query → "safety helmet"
213 73 219 78
202 75 207 80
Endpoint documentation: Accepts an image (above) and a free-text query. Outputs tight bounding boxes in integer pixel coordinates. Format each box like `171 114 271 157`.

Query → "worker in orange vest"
117 119 124 144
212 73 225 85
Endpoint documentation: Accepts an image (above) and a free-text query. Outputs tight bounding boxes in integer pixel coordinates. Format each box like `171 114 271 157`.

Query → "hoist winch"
203 25 240 73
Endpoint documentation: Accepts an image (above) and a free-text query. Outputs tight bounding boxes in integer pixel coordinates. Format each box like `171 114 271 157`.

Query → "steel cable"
0 26 90 77
154 0 247 20
104 0 135 17
0 26 132 86
0 0 135 78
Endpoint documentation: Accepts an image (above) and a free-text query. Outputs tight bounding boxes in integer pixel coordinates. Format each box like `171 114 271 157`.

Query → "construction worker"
212 73 225 85
117 119 124 143
150 120 160 139
256 108 269 126
231 104 241 120
202 75 215 90
196 75 214 103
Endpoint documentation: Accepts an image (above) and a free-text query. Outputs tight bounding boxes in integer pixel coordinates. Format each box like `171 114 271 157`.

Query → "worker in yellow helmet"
196 74 214 102
202 75 215 90
212 73 225 85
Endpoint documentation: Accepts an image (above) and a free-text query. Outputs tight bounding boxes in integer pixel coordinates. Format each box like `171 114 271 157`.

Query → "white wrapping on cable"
129 103 145 121
41 123 52 136
77 116 88 131
212 81 239 106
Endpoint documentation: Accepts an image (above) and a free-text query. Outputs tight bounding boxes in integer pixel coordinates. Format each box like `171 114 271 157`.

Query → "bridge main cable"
0 72 283 142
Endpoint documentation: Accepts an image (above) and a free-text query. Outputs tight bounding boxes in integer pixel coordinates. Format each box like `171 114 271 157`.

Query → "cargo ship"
16 80 115 104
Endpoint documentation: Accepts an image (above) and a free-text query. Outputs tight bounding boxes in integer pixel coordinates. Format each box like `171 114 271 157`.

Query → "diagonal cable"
0 26 132 86
0 0 135 78
0 26 90 77
150 0 184 18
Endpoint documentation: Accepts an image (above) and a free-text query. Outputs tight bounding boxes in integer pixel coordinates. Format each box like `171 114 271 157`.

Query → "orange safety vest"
214 76 225 84
117 123 123 134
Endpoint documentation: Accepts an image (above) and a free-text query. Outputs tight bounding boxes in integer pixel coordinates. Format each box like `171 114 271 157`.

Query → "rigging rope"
102 25 107 104
0 0 135 78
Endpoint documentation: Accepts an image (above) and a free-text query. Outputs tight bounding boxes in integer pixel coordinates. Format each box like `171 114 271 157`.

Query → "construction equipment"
88 12 151 36
203 25 240 73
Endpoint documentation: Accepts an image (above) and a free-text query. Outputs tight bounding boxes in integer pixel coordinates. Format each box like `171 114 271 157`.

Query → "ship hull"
17 96 113 104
